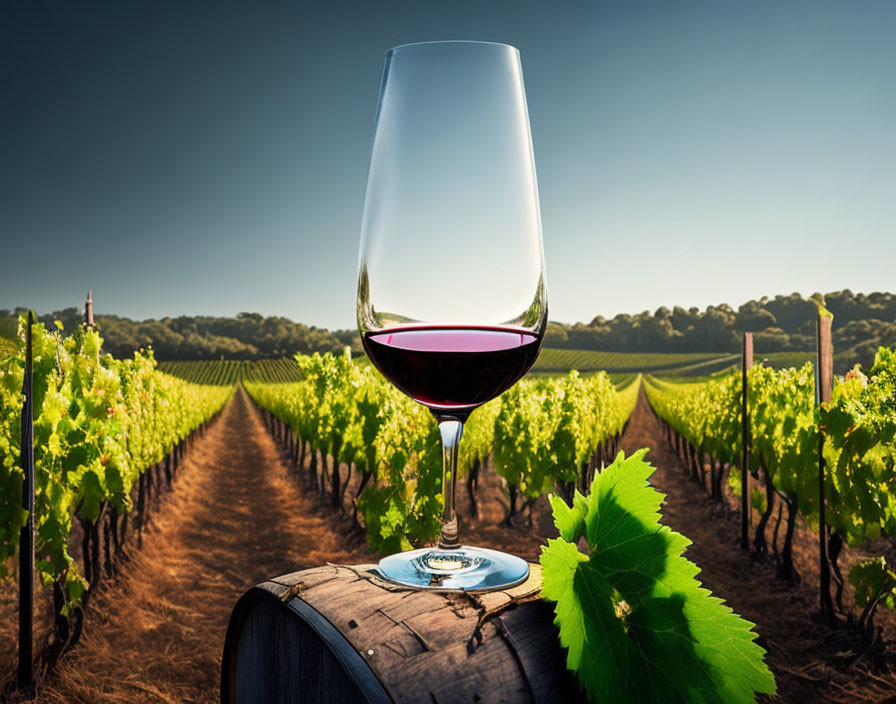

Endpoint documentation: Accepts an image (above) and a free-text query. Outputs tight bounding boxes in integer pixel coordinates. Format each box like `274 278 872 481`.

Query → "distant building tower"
85 290 95 327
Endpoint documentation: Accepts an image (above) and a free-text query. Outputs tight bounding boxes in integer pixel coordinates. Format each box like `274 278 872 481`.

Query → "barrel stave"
223 564 587 704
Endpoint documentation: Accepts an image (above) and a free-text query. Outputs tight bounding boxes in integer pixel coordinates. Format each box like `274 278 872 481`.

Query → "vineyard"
154 347 752 386
644 345 896 634
1 317 895 703
151 347 859 387
0 321 232 676
5 0 894 698
531 348 730 373
243 353 638 553
156 358 303 385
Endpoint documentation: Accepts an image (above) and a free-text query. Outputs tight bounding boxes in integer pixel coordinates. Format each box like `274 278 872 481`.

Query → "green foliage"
849 557 896 613
748 363 818 516
0 318 232 603
751 487 767 515
646 373 742 466
493 372 639 499
157 359 244 385
242 358 304 383
0 336 16 358
457 398 499 477
160 348 747 387
645 346 896 614
8 308 359 360
492 380 554 499
544 289 896 366
8 288 895 365
248 360 639 553
534 349 729 375
821 350 896 545
246 355 443 552
727 466 742 497
157 358 307 384
541 451 776 703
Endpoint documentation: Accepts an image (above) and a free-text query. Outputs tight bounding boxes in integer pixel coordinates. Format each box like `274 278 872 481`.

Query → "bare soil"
2 384 894 703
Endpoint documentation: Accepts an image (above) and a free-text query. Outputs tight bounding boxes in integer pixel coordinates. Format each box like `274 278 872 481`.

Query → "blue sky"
2 1 894 328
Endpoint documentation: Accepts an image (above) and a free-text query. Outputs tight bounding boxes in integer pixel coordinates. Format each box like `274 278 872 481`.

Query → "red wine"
362 326 542 418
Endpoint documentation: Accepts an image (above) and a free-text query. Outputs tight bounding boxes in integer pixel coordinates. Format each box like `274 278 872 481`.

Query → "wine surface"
362 326 542 418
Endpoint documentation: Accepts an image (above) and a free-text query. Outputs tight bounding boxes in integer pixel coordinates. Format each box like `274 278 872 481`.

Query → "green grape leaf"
549 490 588 543
62 445 88 474
839 425 877 466
79 469 104 521
850 557 896 609
66 569 88 604
541 537 590 666
821 406 854 441
104 461 124 495
540 450 776 704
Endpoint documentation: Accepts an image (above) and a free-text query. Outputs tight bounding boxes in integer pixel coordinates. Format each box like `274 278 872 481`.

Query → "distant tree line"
0 308 360 360
2 290 893 363
544 290 895 364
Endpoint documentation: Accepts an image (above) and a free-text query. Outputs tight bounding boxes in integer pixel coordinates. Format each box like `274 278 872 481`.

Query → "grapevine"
0 318 232 632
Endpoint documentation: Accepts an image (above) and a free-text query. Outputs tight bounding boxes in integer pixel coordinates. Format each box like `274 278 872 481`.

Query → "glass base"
377 545 529 591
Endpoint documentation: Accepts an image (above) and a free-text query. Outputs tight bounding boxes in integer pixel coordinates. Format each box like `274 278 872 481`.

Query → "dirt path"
37 388 375 704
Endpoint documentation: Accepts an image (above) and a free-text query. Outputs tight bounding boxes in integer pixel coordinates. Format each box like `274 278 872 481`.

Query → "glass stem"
437 418 463 550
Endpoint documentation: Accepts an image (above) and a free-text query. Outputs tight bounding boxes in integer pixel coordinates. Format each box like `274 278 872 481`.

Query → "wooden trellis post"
816 309 835 624
85 289 95 327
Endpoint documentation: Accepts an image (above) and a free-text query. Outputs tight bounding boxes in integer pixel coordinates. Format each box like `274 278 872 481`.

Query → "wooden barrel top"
222 563 586 704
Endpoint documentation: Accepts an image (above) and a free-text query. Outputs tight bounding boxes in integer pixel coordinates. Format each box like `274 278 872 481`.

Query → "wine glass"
357 41 547 591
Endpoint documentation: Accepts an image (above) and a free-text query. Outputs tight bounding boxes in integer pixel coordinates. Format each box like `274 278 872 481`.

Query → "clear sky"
2 1 894 328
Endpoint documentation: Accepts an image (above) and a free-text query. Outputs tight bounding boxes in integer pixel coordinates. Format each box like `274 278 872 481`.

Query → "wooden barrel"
221 564 585 704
